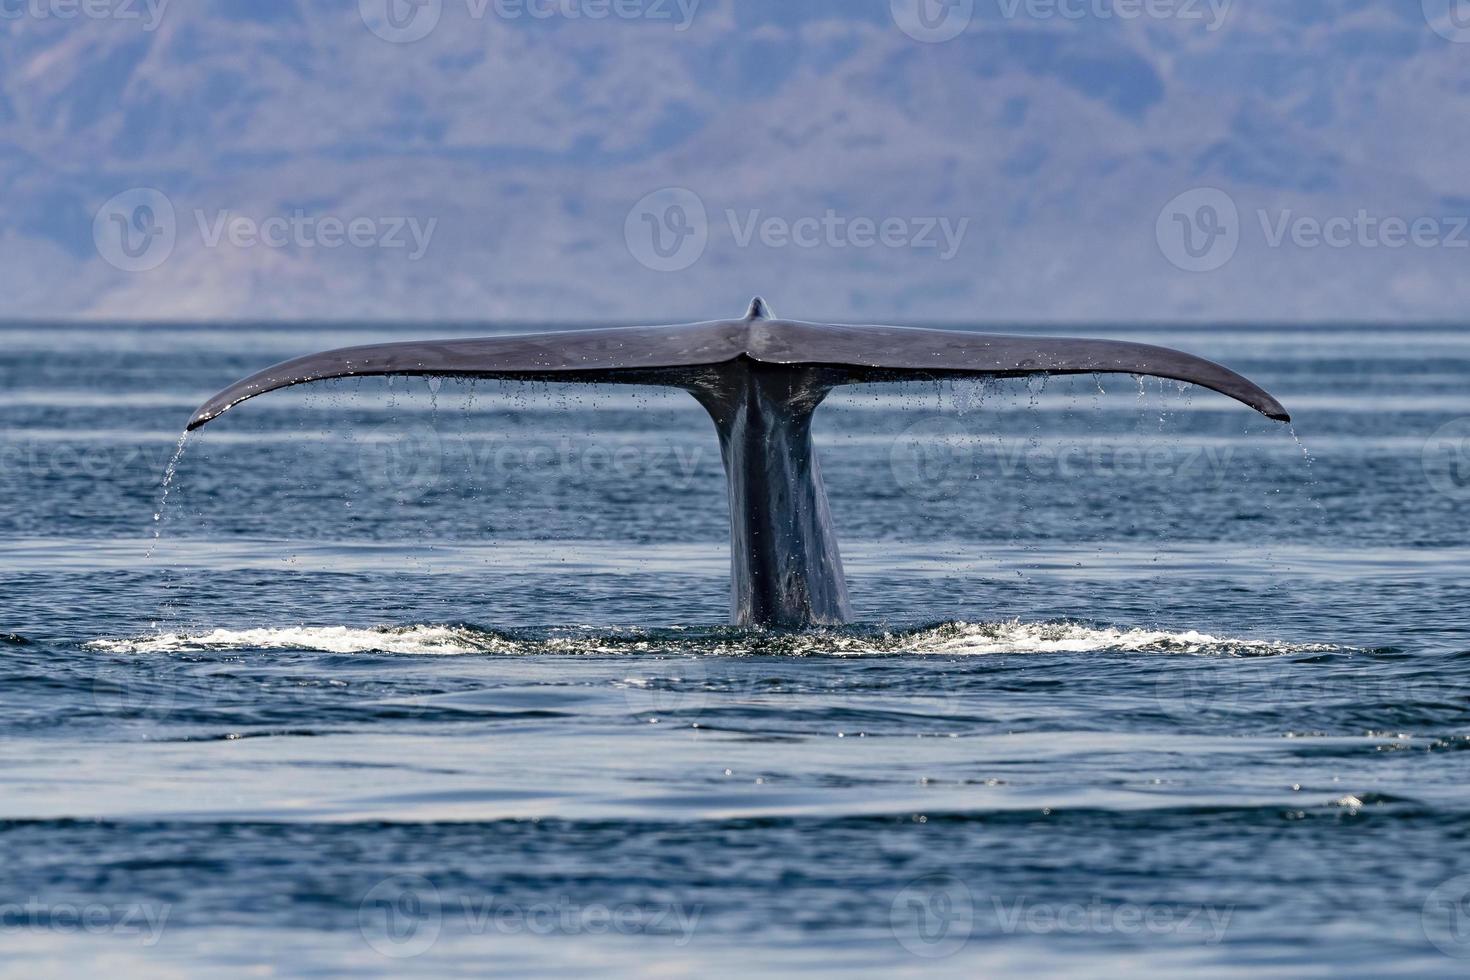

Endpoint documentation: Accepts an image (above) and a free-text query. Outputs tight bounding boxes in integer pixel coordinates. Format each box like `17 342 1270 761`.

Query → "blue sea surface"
1 323 1467 976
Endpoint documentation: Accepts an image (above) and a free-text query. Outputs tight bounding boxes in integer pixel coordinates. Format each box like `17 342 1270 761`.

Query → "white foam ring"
87 622 1336 658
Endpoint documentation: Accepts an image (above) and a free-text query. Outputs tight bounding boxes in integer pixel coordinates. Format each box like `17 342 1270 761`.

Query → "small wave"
87 620 1334 658
890 621 1335 656
87 625 513 656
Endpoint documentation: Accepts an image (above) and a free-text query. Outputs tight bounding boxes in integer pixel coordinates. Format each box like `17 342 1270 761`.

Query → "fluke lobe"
188 299 1290 629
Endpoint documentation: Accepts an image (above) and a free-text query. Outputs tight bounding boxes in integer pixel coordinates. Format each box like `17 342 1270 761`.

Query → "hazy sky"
6 0 1470 322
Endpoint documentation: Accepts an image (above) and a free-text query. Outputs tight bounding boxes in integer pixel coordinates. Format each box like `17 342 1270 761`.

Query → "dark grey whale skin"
187 299 1290 628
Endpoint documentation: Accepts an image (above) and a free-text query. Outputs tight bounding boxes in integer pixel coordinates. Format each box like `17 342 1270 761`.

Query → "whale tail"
186 299 1290 627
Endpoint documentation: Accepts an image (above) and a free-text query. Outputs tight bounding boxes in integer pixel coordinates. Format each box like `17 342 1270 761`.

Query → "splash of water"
145 431 191 560
1287 422 1331 526
87 620 1341 658
1288 424 1318 482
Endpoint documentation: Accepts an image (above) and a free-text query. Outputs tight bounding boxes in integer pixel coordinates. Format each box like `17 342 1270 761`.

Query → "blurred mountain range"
5 0 1470 323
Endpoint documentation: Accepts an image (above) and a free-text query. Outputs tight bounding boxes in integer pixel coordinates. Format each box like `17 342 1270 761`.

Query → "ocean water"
1 322 1467 977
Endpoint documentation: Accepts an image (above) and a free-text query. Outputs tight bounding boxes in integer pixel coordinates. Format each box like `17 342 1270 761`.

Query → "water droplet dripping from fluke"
146 430 191 560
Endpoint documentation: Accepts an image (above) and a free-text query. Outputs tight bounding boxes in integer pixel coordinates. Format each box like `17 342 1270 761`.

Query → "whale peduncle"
684 359 851 628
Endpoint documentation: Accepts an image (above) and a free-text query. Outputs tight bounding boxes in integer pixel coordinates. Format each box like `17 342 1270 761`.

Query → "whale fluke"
187 308 1288 431
186 302 1291 627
